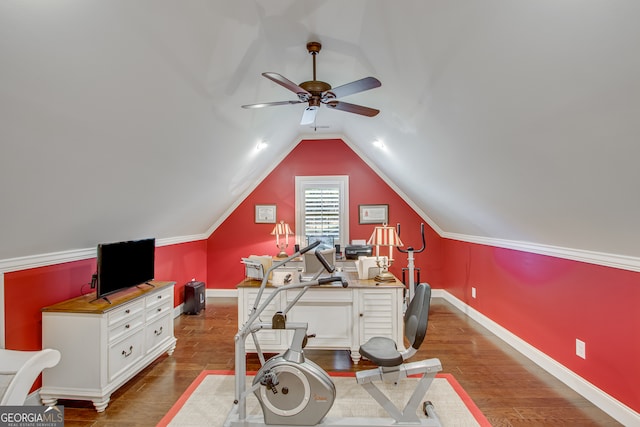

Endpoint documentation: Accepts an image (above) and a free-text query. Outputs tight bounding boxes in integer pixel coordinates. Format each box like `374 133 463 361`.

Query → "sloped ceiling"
1 1 639 263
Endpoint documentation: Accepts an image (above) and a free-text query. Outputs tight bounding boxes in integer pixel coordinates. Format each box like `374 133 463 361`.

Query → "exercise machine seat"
359 283 431 367
0 348 61 405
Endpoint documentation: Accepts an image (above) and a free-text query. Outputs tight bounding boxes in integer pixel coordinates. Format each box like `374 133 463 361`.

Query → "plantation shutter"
295 176 349 248
304 186 341 242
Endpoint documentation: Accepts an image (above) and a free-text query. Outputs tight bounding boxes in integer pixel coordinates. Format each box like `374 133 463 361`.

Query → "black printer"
344 245 373 260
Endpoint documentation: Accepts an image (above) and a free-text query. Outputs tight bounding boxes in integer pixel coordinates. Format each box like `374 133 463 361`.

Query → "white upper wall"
1 1 639 266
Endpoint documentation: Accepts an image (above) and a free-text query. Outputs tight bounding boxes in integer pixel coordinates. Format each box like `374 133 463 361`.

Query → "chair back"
404 283 432 350
0 348 61 405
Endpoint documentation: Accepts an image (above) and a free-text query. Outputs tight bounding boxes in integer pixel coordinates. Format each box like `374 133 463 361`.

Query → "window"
295 176 349 249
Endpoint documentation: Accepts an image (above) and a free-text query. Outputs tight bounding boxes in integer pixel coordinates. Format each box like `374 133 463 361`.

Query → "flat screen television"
96 238 155 300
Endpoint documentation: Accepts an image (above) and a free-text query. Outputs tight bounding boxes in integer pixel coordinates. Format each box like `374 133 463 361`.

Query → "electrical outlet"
471 287 477 299
576 339 586 359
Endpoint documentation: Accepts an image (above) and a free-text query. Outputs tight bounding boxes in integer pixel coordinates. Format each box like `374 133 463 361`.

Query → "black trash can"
184 281 205 314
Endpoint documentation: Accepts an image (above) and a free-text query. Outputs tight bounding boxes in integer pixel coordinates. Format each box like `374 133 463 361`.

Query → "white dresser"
238 272 404 363
40 280 177 412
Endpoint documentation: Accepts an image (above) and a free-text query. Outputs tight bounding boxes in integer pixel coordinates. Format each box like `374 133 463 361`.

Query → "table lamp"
367 223 403 281
271 220 294 258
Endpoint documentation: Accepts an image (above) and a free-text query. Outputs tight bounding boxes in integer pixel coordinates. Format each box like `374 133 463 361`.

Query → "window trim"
295 175 349 249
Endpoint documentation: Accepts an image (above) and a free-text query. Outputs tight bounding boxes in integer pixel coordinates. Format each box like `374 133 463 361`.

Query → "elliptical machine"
224 241 443 427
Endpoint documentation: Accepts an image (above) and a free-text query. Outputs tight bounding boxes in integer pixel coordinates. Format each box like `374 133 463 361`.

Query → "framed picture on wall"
255 204 277 223
359 204 389 224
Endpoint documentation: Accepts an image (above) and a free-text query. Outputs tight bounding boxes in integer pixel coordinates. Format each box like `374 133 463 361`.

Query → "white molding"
0 248 96 273
442 232 640 273
0 235 207 274
432 289 640 426
156 234 208 247
206 288 237 298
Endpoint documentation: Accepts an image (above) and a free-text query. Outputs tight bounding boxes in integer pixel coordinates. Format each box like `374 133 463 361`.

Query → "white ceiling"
1 0 640 263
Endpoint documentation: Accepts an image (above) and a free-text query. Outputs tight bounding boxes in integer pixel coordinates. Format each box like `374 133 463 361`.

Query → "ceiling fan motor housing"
300 80 331 94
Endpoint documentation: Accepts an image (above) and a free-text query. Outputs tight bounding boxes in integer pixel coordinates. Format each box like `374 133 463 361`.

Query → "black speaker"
184 281 205 315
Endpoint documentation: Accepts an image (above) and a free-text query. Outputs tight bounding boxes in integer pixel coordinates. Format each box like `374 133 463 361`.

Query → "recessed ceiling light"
373 139 385 149
256 141 268 151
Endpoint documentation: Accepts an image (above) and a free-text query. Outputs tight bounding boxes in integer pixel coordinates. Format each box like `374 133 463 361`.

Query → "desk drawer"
287 288 352 303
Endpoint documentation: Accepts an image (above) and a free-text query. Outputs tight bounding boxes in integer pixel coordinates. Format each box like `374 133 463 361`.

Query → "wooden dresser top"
41 280 175 314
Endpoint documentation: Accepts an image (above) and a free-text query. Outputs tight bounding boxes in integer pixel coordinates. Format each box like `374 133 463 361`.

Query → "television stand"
40 280 177 412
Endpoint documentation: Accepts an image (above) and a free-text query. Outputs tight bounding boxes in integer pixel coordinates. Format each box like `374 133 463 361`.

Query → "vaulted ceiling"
1 1 639 266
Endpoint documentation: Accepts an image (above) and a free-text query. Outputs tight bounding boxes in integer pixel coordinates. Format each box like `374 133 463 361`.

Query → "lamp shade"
367 224 403 247
271 221 294 257
271 221 294 237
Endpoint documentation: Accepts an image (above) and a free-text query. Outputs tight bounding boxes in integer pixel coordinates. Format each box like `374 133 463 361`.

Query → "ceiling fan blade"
300 106 318 125
326 101 379 117
242 100 303 109
324 77 381 99
262 72 311 100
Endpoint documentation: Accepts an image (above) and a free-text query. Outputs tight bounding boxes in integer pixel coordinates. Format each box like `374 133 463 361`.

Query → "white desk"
237 271 404 364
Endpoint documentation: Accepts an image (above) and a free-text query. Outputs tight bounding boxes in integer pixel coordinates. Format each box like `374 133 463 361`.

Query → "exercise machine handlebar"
396 223 426 253
299 240 321 254
315 247 336 273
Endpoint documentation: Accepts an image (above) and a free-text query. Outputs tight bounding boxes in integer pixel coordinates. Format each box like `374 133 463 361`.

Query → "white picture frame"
255 204 277 223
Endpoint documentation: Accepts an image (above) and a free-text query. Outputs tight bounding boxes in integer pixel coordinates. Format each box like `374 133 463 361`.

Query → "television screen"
96 238 155 300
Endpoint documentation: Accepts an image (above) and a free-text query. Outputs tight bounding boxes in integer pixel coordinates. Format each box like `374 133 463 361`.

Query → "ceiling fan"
242 42 381 125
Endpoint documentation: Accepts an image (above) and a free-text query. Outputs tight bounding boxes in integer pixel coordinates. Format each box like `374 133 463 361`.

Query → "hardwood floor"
59 297 621 426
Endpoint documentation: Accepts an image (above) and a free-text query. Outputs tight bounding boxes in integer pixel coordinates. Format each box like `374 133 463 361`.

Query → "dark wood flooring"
58 297 621 426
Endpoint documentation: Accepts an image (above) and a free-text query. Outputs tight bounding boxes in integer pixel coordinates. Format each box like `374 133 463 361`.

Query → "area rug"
158 370 491 427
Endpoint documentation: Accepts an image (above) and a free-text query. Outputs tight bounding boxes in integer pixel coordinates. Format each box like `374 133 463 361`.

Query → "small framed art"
359 204 389 224
255 204 277 223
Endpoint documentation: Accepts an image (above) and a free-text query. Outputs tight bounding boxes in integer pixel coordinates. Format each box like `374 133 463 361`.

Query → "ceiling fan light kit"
242 42 381 125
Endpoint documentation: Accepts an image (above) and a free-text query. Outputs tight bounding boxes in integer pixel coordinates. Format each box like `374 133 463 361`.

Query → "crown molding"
442 232 640 272
0 234 207 274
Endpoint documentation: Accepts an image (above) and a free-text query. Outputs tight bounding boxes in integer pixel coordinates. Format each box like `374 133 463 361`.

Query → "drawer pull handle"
157 295 162 299
122 346 133 357
125 309 130 314
154 326 163 336
157 308 162 312
125 324 130 329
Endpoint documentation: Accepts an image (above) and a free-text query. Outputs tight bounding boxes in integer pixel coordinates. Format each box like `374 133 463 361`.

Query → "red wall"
206 139 442 289
4 136 639 414
441 238 640 411
4 240 207 350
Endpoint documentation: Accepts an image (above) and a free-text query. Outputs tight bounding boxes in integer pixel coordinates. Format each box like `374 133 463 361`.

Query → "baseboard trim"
206 288 237 298
431 289 639 426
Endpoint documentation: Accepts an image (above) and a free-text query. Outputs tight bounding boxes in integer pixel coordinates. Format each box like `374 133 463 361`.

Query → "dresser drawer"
108 313 144 343
146 288 173 310
108 300 144 327
146 299 172 323
145 314 172 354
108 329 144 382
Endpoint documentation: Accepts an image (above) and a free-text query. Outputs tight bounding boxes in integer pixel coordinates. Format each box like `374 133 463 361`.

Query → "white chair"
0 348 61 405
